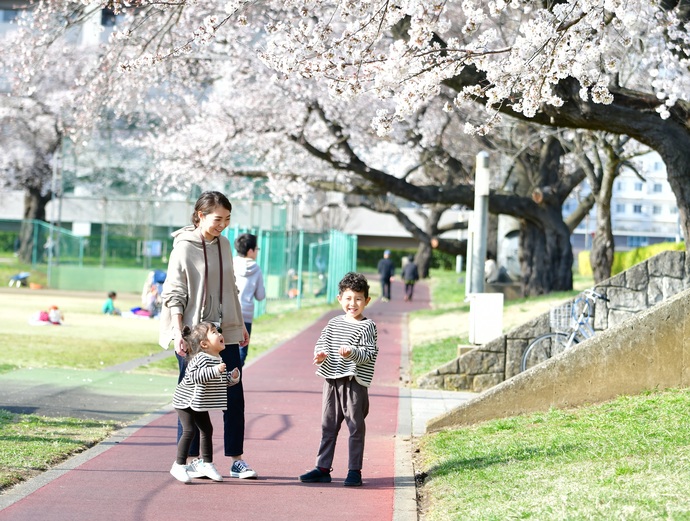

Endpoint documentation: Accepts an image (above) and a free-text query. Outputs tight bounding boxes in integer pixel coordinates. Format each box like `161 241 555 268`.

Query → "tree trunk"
415 242 433 278
651 139 690 281
519 213 574 296
590 157 616 283
18 187 51 264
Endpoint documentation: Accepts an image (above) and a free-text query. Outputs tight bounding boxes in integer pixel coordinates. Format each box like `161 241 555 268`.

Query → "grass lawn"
416 389 690 520
411 270 690 519
0 411 118 490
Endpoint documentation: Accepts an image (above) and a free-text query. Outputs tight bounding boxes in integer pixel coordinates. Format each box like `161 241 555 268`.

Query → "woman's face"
198 206 231 241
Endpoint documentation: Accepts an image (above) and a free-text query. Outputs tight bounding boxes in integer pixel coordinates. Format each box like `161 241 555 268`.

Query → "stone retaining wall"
417 250 688 393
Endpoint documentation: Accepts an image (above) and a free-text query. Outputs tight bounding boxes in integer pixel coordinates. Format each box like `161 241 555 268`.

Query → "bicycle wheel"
520 333 578 372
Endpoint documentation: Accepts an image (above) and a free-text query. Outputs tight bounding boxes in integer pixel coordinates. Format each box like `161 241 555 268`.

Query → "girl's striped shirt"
173 352 238 411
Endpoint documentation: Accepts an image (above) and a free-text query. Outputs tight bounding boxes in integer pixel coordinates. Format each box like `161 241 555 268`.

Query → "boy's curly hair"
338 272 370 298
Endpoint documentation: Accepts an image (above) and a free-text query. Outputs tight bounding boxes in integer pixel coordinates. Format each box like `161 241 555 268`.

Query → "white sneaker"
170 462 191 483
186 458 204 479
196 460 223 482
230 459 258 479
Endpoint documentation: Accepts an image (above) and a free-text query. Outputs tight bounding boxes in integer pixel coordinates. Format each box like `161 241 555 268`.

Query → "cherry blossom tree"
10 0 678 291
0 97 61 262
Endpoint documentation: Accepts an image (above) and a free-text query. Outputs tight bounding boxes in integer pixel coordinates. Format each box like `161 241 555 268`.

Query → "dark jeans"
239 321 252 367
176 343 245 458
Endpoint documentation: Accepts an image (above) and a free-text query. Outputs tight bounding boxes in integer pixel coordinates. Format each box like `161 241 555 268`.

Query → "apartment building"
567 152 680 253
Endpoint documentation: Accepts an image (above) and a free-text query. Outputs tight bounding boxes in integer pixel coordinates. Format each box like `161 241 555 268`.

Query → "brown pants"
316 377 369 471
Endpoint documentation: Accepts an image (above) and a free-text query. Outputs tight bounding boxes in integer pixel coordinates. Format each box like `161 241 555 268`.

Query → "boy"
233 233 266 367
299 272 378 487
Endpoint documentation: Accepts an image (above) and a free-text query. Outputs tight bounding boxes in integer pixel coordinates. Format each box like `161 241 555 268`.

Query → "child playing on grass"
299 272 378 487
102 291 121 315
170 322 241 484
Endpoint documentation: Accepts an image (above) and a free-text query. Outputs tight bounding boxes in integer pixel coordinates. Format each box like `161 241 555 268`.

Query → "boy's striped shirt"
314 315 378 387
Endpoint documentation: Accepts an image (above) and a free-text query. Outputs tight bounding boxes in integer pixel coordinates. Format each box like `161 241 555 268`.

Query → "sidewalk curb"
394 312 418 521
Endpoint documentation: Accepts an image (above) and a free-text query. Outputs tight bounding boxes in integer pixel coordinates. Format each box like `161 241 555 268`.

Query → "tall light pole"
469 151 490 294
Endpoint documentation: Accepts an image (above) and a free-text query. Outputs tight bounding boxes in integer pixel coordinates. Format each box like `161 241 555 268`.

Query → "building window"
671 207 679 214
1 9 18 22
616 204 625 213
633 204 642 214
653 183 663 193
615 181 623 192
653 206 662 215
101 8 117 26
634 182 643 191
628 236 649 248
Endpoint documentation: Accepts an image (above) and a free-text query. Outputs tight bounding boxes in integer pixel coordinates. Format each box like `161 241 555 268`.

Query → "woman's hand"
239 325 250 347
173 329 187 356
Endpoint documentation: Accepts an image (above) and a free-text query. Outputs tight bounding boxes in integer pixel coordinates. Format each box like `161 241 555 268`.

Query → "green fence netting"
3 219 357 318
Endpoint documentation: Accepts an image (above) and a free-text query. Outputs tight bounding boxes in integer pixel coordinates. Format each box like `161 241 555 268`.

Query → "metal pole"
470 151 490 294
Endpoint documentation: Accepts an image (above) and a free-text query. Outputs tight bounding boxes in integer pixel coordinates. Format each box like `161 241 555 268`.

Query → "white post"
470 151 490 294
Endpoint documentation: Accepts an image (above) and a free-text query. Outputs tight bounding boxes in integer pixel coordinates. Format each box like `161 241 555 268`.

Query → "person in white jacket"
233 233 266 367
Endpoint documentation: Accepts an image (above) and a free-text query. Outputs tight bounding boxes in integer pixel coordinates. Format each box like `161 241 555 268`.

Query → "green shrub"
0 232 19 253
578 241 685 277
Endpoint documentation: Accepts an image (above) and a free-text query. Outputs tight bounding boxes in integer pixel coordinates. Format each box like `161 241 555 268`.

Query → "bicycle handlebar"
583 288 609 302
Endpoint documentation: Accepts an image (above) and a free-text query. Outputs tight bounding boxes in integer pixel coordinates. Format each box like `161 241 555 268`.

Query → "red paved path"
0 279 429 521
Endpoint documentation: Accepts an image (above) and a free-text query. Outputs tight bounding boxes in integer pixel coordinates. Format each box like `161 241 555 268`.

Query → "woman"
159 191 256 479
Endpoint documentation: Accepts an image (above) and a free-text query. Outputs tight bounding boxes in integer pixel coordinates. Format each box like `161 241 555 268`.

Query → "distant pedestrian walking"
377 250 394 301
299 272 379 487
233 233 266 367
170 322 240 483
401 255 419 301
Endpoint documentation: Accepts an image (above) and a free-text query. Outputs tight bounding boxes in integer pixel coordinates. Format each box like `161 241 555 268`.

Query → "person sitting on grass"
170 322 241 484
299 272 379 487
102 291 121 316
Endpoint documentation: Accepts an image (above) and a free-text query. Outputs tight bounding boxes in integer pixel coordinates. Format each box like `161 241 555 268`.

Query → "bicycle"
520 288 609 372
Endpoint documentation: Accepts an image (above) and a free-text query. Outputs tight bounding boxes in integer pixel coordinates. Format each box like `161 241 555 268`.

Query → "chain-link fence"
2 219 357 317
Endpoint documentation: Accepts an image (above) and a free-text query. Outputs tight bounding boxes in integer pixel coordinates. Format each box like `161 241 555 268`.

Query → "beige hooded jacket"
158 225 244 349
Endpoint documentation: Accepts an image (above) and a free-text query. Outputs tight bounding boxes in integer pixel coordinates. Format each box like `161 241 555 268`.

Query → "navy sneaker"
299 467 332 483
344 469 362 487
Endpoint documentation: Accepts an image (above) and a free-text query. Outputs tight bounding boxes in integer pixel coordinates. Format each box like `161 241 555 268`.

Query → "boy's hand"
339 345 353 357
313 350 328 364
218 362 227 374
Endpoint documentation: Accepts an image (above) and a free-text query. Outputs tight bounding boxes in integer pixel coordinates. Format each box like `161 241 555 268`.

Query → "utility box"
468 293 504 344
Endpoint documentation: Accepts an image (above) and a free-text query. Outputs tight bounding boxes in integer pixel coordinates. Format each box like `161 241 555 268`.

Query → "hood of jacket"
233 256 261 277
171 225 205 248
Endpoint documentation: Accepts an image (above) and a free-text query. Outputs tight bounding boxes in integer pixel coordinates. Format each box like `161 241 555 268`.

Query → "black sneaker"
344 469 362 487
299 467 332 483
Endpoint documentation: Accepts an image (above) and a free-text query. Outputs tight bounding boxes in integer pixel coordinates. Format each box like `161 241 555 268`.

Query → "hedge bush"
578 241 685 277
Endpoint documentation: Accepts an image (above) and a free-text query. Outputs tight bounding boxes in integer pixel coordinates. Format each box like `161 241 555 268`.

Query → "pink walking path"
0 280 429 521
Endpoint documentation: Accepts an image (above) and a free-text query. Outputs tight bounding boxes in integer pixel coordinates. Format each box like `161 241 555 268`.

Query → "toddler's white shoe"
196 459 223 482
170 462 191 483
